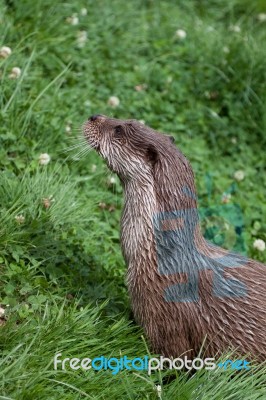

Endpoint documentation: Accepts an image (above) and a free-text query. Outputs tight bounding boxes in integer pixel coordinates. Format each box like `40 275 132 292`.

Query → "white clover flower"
231 137 237 144
15 214 25 224
9 67 21 79
175 29 187 39
91 164 97 172
108 96 120 108
225 222 230 230
0 46 12 58
139 119 145 125
80 8 87 16
65 124 71 133
39 153 51 165
206 26 214 32
155 385 162 399
76 30 87 48
107 176 116 185
234 170 245 181
257 13 266 22
229 25 241 33
156 385 162 393
84 100 91 107
107 176 116 186
134 84 147 92
42 195 55 209
66 14 79 25
223 46 230 54
0 307 5 318
210 110 219 118
72 16 79 25
221 193 231 204
253 239 265 252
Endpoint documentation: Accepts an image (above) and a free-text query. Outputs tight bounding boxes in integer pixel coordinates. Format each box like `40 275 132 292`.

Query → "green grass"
1 301 266 399
0 0 266 398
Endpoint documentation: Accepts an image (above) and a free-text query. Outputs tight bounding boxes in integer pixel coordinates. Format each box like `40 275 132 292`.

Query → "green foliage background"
0 0 265 398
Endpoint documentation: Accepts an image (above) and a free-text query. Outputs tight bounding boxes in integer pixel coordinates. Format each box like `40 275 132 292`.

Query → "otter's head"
83 114 176 182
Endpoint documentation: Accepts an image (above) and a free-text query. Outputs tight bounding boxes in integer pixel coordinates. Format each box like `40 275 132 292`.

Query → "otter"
83 114 266 361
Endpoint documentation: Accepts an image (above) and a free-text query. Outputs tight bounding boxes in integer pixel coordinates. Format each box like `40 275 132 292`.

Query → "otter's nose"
89 114 101 122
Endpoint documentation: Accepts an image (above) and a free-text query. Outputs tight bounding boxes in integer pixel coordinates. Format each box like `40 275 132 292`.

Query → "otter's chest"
120 181 157 264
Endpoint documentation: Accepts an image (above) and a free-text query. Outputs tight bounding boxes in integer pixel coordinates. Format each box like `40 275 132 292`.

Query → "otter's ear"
167 135 175 144
147 144 159 165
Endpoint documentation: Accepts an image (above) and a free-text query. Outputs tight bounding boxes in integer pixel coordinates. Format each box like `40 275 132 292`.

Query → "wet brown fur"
83 115 266 361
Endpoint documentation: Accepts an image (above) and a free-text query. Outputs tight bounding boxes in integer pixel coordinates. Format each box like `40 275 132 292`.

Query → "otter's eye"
114 125 124 138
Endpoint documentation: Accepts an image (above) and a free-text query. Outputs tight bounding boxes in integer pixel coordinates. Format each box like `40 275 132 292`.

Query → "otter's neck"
120 152 204 273
153 151 199 214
